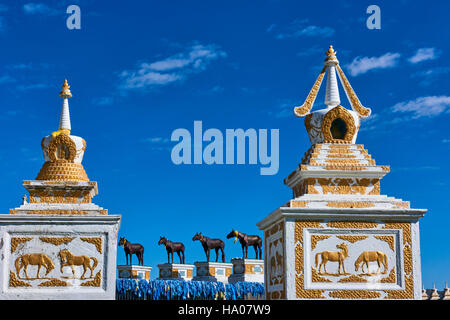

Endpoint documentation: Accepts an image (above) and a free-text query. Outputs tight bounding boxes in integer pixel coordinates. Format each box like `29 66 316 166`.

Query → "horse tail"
354 253 363 271
315 252 320 268
90 257 98 270
15 256 23 275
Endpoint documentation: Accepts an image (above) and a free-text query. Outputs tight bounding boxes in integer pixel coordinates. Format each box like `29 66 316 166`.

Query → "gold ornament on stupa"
35 80 89 182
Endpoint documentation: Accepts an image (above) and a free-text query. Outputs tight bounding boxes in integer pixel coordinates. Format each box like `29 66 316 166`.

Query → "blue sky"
0 0 449 286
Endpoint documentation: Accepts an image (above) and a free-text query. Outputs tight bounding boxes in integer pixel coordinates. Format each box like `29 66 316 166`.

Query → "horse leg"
245 246 248 259
253 245 258 259
215 248 219 262
221 247 225 263
242 245 245 259
206 249 210 262
81 266 87 280
24 265 29 279
177 251 182 264
36 264 41 279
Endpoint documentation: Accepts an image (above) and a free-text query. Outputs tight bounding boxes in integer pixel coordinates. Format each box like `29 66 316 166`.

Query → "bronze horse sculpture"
192 232 225 263
158 236 185 264
118 237 144 266
226 229 262 259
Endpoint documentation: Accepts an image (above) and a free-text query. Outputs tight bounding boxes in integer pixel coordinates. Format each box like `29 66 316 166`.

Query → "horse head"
192 232 203 241
118 237 126 247
158 236 167 245
226 229 237 239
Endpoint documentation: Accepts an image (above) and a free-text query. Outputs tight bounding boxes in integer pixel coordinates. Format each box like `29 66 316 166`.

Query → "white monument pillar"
258 47 426 300
1 80 121 299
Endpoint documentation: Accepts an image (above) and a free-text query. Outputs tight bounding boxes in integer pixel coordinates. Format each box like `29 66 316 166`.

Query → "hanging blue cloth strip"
116 279 264 300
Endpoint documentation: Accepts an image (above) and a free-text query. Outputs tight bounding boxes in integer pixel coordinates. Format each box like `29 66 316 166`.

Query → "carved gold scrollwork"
336 65 371 118
294 66 327 117
47 133 77 162
321 105 356 144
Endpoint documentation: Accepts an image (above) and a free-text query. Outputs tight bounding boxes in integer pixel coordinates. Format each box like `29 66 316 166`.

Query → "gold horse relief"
315 243 350 276
59 249 98 280
354 251 388 275
15 253 55 280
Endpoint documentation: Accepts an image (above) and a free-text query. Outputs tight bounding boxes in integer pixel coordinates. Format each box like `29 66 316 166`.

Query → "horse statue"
226 229 262 259
15 253 55 279
354 251 388 274
192 232 225 263
59 249 98 280
118 237 144 266
315 243 349 275
158 236 185 264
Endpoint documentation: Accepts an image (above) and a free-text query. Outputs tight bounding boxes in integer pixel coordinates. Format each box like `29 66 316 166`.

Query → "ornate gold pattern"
80 237 103 254
29 190 92 204
379 267 396 283
311 267 332 283
9 271 32 287
39 237 75 246
335 64 371 118
36 161 89 182
24 210 90 215
296 274 325 299
294 66 327 117
47 134 77 162
11 237 33 253
374 235 395 251
338 274 368 283
326 221 378 229
336 235 368 243
80 271 101 287
311 235 331 250
328 290 381 299
290 200 308 208
326 202 375 208
321 106 356 143
38 279 71 287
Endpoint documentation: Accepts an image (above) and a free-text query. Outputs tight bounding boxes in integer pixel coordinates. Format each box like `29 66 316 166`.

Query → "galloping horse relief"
118 237 144 266
226 229 262 259
192 232 225 263
355 251 388 275
59 249 98 280
315 243 349 275
158 236 185 264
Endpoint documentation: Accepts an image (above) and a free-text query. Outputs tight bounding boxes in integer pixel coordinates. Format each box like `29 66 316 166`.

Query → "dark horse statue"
118 237 144 266
226 229 262 259
158 236 185 264
192 232 225 263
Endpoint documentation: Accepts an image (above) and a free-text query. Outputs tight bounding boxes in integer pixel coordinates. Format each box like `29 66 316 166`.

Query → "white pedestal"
0 214 120 300
228 258 264 284
193 261 233 283
157 263 194 281
118 265 152 281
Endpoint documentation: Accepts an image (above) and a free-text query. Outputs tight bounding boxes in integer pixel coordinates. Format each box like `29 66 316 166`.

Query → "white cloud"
23 3 58 16
0 75 16 84
346 52 401 76
119 44 226 91
272 19 335 39
408 48 440 64
391 95 450 118
92 97 114 106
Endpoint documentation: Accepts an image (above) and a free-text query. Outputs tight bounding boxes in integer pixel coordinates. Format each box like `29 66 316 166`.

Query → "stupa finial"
52 79 72 137
325 45 338 62
59 79 72 98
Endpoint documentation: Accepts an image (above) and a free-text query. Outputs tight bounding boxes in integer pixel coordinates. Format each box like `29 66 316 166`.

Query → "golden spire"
59 79 72 98
325 45 338 62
